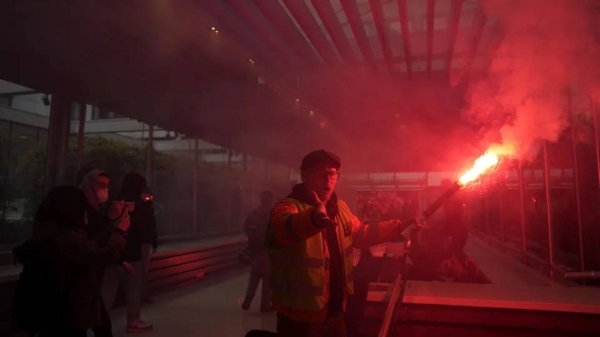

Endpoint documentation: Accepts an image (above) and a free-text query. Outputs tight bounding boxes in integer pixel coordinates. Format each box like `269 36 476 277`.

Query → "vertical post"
569 91 585 271
146 126 154 185
141 123 145 150
226 150 232 233
192 139 198 234
518 159 528 264
1 122 13 231
76 103 86 173
485 192 491 234
590 94 600 188
44 96 71 194
542 140 555 280
499 181 505 243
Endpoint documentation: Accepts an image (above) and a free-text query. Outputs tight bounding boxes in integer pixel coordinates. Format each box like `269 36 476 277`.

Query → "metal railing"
377 274 403 337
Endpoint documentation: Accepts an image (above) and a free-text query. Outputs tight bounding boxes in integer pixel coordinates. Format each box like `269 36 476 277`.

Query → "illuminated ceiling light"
295 98 300 103
248 58 254 64
309 110 314 116
215 30 219 34
211 26 216 31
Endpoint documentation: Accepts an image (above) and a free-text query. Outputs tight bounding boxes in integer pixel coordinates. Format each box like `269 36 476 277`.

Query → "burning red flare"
458 152 500 185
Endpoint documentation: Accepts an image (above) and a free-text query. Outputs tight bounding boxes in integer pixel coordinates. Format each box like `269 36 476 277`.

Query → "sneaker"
126 320 153 333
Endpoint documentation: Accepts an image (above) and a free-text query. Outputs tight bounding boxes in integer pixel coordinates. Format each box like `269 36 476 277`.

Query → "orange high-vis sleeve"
350 215 409 248
270 199 324 247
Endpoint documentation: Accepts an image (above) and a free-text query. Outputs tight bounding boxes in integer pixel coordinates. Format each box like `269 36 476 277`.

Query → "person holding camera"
102 172 153 333
241 190 275 312
78 168 127 337
12 186 130 337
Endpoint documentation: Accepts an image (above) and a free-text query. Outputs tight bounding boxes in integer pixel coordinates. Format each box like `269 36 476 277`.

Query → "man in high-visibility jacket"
266 150 419 337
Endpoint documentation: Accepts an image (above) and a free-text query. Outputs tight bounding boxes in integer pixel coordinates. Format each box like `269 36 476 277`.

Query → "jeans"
140 244 153 297
243 252 271 310
101 262 142 324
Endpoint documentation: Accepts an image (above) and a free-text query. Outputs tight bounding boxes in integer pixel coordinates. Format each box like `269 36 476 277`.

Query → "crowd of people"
12 167 157 336
12 150 473 337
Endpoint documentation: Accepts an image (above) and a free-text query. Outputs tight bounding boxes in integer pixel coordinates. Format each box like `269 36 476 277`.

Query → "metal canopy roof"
0 0 505 171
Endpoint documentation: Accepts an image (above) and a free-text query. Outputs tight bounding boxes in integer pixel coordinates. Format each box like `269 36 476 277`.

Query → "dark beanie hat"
300 150 341 171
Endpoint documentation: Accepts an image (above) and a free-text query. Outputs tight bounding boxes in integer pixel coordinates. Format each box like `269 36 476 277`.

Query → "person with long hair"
12 186 130 336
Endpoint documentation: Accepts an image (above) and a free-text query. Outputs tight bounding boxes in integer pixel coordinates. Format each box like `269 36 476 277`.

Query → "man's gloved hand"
398 217 423 239
308 191 337 228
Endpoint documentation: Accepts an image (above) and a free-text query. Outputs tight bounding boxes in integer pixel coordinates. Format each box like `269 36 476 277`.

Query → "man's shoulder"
336 198 352 212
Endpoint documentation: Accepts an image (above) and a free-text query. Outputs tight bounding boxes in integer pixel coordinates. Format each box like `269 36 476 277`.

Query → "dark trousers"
92 298 113 337
277 313 347 337
243 253 271 310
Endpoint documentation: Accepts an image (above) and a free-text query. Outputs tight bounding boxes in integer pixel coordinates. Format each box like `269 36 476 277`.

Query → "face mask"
96 189 109 203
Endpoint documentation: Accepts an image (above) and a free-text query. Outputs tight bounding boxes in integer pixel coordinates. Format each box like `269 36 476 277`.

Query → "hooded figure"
12 186 127 336
80 170 110 210
116 172 152 263
102 172 154 333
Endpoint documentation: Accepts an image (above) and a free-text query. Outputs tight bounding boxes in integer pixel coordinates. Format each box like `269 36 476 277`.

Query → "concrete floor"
109 269 276 337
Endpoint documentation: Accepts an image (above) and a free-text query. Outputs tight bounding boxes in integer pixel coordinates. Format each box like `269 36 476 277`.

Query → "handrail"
564 271 600 280
377 274 403 337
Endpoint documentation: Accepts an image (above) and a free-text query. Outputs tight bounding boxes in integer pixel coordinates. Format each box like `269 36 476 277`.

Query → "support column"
542 141 555 280
192 139 199 234
518 159 528 264
590 94 600 189
569 91 585 271
499 182 505 243
44 96 71 194
146 126 154 185
75 102 86 174
226 150 232 233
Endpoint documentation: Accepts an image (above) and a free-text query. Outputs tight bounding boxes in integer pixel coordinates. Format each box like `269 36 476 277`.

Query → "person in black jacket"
241 190 274 313
139 186 158 304
102 172 154 333
12 186 129 337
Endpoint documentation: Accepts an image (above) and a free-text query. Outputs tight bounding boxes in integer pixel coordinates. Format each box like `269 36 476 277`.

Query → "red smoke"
464 0 600 161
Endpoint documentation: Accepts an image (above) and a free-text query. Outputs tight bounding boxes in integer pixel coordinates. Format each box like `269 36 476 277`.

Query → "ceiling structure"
0 0 506 172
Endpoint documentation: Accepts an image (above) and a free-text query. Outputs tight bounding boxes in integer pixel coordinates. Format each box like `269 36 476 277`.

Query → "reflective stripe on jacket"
266 196 408 322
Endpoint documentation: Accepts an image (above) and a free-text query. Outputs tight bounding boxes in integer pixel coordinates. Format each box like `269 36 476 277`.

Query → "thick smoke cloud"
463 0 600 161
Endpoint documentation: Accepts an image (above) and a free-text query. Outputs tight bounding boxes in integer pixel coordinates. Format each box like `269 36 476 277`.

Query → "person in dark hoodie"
139 186 158 304
12 186 129 337
78 168 125 337
102 172 154 333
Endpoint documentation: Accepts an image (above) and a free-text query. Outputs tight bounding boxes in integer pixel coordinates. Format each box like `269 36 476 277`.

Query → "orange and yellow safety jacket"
266 190 411 322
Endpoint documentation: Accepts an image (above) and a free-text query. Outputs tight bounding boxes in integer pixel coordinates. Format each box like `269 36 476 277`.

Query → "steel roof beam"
310 0 357 64
368 0 393 73
397 0 412 78
446 0 463 79
426 0 435 74
461 5 487 80
253 0 323 67
281 0 339 66
340 0 376 70
200 0 286 69
223 0 305 67
482 23 507 75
